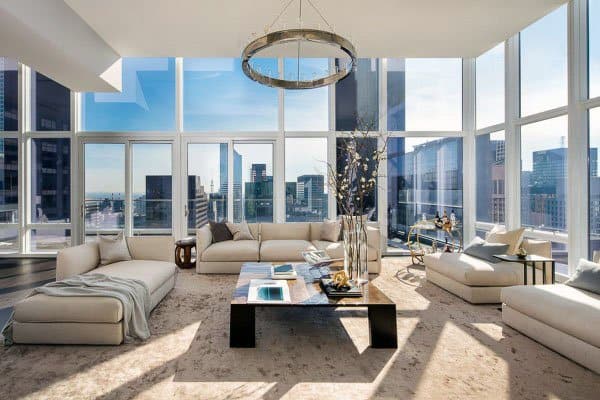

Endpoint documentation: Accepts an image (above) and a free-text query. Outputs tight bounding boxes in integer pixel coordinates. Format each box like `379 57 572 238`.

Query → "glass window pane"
0 138 18 223
233 143 273 223
387 137 463 248
590 0 600 98
187 143 228 233
336 137 378 219
285 138 328 221
0 57 18 131
335 58 379 131
132 143 172 233
82 58 176 131
0 226 18 252
32 72 70 131
284 58 329 131
404 59 462 131
520 5 567 116
31 138 70 223
476 131 505 224
520 115 568 233
589 107 600 258
387 59 406 131
183 58 278 131
476 44 505 128
84 144 125 240
30 228 71 252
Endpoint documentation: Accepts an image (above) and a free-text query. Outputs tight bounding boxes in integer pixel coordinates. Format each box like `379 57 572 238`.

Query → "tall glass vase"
343 215 369 284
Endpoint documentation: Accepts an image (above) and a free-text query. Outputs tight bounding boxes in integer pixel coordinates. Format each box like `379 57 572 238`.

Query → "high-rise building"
145 176 171 228
0 138 18 223
31 139 70 223
251 163 267 183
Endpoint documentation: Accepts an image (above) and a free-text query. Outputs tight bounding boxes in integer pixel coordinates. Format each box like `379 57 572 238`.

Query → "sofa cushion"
226 221 255 241
424 252 522 286
126 236 175 263
209 220 233 242
93 260 176 294
261 223 310 241
201 240 259 262
260 240 316 261
311 240 378 261
565 259 600 295
502 284 600 348
98 232 132 266
320 219 342 242
14 295 123 324
463 237 509 263
486 227 525 255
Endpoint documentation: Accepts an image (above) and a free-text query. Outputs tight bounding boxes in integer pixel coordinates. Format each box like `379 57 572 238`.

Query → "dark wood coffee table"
230 263 397 348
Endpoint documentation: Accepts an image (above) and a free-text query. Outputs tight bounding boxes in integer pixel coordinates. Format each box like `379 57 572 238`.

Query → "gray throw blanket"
2 273 151 345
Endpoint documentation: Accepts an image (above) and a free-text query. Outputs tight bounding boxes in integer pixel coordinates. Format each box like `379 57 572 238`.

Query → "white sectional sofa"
196 222 381 274
11 236 177 345
424 238 552 304
502 284 600 374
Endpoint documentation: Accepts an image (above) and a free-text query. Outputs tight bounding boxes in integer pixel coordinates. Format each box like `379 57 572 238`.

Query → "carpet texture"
1 258 598 400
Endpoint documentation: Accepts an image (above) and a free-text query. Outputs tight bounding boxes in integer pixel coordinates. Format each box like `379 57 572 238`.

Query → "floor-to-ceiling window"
233 142 274 223
386 58 463 250
588 0 600 260
84 143 125 242
187 143 228 233
285 137 328 222
475 43 505 238
518 5 569 271
0 57 18 252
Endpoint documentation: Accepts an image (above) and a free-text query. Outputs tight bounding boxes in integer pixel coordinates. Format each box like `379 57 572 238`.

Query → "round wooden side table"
175 237 196 269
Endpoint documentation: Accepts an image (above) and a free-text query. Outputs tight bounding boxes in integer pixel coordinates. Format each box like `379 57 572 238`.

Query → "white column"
462 58 476 244
504 35 521 231
567 0 589 273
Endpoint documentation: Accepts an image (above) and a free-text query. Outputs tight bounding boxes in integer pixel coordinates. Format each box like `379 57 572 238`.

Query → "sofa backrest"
248 223 260 240
126 236 175 262
260 222 310 241
309 222 324 241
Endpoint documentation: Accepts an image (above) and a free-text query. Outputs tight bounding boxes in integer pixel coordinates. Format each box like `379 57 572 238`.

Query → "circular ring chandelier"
241 0 356 90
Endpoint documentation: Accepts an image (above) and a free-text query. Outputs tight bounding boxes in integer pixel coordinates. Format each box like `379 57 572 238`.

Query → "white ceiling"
64 0 567 58
0 0 568 91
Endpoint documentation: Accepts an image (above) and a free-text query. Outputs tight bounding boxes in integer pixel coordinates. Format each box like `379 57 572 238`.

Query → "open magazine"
301 250 343 267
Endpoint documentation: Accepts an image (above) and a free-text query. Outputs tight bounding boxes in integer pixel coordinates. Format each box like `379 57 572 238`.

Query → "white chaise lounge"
424 238 552 304
502 284 600 374
11 236 177 345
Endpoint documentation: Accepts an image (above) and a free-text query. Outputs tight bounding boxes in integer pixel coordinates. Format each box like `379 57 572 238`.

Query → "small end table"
175 237 196 269
493 254 555 285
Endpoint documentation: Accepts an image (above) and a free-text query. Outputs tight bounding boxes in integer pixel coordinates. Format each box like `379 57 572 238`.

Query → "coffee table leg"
523 263 527 285
230 304 255 348
368 304 397 348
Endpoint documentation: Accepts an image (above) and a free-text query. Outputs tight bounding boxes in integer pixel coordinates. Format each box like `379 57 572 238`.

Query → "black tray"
320 279 363 297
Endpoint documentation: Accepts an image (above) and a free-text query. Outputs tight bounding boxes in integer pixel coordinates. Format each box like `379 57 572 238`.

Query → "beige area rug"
1 258 598 400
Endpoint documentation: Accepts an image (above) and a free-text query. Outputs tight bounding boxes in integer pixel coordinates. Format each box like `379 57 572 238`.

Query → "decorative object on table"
247 279 291 304
301 250 342 267
270 263 298 280
241 0 356 90
175 237 196 269
320 270 363 298
326 126 388 284
515 245 528 259
407 218 463 264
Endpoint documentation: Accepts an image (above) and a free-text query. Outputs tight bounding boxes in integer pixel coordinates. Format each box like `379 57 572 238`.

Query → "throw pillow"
320 219 341 242
463 237 509 263
565 259 600 295
226 221 254 241
98 232 132 266
487 227 525 255
209 220 233 243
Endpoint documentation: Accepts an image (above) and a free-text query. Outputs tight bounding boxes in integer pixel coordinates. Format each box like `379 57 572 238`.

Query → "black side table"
493 254 555 285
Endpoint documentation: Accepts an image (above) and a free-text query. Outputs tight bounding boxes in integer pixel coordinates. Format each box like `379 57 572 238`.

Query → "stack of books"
270 264 297 280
